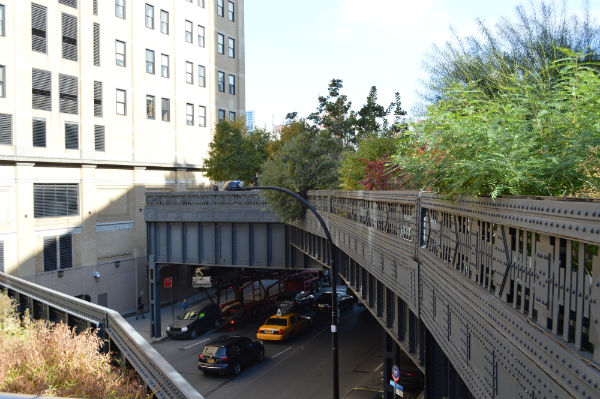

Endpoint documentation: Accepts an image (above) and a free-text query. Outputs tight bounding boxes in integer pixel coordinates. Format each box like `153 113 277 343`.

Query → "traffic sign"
389 380 404 397
392 365 400 382
164 277 172 288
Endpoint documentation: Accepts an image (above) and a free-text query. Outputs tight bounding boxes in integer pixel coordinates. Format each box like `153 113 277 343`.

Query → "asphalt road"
152 305 384 399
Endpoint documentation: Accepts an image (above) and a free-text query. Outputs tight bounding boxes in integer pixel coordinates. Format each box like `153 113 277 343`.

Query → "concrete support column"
133 167 147 311
14 163 35 277
149 255 161 338
80 165 98 267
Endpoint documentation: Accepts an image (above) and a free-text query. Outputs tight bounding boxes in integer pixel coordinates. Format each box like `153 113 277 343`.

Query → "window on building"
198 105 206 127
115 0 125 19
161 98 170 121
59 0 77 9
115 40 126 66
197 25 205 47
93 23 100 66
43 234 73 271
0 65 4 98
198 65 206 87
186 103 194 126
217 71 225 92
116 89 126 115
146 49 155 74
32 118 46 147
185 20 193 43
217 33 224 54
34 184 79 218
229 111 236 121
145 4 154 29
64 122 78 150
59 74 78 114
228 37 235 58
198 0 205 7
185 61 193 84
161 54 169 77
94 125 105 151
62 13 77 61
0 113 11 144
218 109 225 122
217 0 224 17
0 241 4 273
228 1 234 21
32 69 51 111
146 95 155 119
32 4 47 53
0 4 4 37
228 74 235 95
93 0 98 15
160 10 168 34
93 81 102 117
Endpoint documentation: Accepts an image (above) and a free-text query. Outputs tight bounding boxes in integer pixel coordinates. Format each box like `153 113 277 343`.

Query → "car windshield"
202 345 227 357
177 311 205 320
265 318 287 326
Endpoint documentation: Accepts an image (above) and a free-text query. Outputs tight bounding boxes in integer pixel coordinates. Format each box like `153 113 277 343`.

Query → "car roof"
207 335 248 346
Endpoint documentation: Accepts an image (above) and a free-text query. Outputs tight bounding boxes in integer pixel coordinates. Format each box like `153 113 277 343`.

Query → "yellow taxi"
256 312 310 341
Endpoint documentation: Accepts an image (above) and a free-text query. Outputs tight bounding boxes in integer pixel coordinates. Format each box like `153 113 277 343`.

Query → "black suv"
166 303 220 339
276 291 314 315
198 336 265 376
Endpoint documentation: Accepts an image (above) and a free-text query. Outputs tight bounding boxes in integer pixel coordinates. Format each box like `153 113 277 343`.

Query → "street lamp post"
224 182 340 399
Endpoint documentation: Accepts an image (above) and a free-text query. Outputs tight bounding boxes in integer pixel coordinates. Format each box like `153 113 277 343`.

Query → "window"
64 122 78 150
185 61 193 84
217 33 224 54
32 118 46 147
94 125 105 151
62 13 77 61
185 20 193 43
115 40 126 66
228 37 235 58
186 103 194 126
0 113 12 145
198 0 205 8
160 10 168 34
32 4 47 53
0 4 4 37
218 109 225 122
93 81 102 117
198 105 206 127
146 95 155 119
198 65 206 87
32 69 51 111
93 0 97 15
43 234 73 271
0 240 4 273
228 1 234 21
161 54 169 77
93 23 100 66
59 74 78 114
229 111 236 121
228 74 235 95
0 65 4 97
161 98 170 121
116 89 126 115
34 184 79 218
217 0 224 17
217 71 225 92
59 0 77 8
197 25 205 47
145 4 154 29
115 0 125 19
146 49 155 74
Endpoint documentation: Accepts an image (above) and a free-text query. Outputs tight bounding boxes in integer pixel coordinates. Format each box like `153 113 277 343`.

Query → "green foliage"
354 86 388 140
204 119 270 183
308 79 357 146
267 120 307 157
260 121 342 222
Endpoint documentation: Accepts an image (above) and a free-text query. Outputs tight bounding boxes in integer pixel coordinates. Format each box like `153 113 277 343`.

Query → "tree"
267 120 306 158
391 92 408 134
354 86 388 140
308 79 357 146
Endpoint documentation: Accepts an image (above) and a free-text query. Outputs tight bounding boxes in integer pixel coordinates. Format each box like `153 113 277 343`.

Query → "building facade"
0 0 245 312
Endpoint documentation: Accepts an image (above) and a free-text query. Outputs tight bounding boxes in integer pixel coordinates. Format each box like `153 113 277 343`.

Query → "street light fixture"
223 181 340 399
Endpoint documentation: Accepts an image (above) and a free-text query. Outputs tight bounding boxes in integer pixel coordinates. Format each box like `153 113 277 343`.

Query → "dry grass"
0 292 149 398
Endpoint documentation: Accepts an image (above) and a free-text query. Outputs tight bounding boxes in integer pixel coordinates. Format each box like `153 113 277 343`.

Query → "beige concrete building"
0 0 245 312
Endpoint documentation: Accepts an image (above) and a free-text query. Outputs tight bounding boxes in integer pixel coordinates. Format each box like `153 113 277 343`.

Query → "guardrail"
0 272 203 399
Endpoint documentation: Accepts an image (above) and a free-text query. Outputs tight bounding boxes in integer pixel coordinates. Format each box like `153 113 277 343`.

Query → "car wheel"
232 362 241 376
258 350 265 362
190 329 198 339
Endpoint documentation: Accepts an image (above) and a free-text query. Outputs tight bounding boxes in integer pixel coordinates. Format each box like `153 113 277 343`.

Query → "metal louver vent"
59 0 77 8
32 69 52 111
32 119 46 147
94 125 105 151
32 4 47 53
93 81 102 116
93 0 98 15
59 235 73 269
34 183 79 218
59 74 78 114
0 113 13 145
65 122 78 150
93 23 100 66
62 13 78 61
0 241 4 273
43 237 57 271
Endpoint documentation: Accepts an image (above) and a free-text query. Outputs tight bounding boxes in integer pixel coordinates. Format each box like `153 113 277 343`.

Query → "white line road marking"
375 362 383 372
272 346 293 359
183 338 211 350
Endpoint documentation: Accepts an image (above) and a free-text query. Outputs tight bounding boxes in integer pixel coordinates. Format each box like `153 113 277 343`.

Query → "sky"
244 0 600 130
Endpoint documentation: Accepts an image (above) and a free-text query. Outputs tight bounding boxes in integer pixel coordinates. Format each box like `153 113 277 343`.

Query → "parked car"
313 291 354 313
276 291 314 315
198 335 265 376
256 312 310 341
166 303 220 339
192 268 214 288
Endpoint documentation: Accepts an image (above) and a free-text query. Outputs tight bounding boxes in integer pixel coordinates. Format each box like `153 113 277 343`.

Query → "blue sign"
392 365 400 382
389 380 404 397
